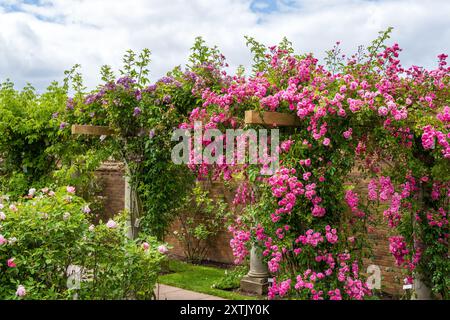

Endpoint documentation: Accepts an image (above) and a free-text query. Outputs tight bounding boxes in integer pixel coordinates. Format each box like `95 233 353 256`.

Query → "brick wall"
95 161 125 222
97 162 404 296
348 165 404 296
164 180 236 264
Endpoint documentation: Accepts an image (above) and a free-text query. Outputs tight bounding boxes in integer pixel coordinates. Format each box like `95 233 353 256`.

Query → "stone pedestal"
240 246 269 295
412 274 432 300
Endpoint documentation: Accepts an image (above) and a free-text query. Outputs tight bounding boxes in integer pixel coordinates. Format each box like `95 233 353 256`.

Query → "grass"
158 259 261 300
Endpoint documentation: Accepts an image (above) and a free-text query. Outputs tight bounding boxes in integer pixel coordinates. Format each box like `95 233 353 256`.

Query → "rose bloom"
323 138 331 146
142 242 150 251
82 205 91 214
88 224 95 232
0 211 6 220
66 186 76 194
16 285 26 297
106 219 117 229
158 245 169 254
7 258 17 268
378 106 388 116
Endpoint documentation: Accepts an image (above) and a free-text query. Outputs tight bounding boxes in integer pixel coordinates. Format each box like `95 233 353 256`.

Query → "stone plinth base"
240 276 269 295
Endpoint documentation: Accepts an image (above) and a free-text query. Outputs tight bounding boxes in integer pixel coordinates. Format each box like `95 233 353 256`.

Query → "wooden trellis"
71 125 114 136
244 110 300 127
71 124 140 239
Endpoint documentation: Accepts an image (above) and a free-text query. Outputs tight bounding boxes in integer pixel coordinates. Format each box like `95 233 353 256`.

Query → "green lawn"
158 259 261 300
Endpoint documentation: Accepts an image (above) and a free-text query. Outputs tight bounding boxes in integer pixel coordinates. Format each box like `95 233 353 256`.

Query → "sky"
0 0 449 92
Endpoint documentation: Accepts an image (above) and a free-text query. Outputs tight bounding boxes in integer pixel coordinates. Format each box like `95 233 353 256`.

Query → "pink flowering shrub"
177 29 449 299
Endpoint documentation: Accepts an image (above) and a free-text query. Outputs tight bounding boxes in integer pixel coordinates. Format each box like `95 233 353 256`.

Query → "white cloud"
0 0 449 92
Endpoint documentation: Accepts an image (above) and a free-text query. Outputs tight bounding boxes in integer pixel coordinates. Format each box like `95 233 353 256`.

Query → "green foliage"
212 265 248 291
0 187 164 300
159 259 257 300
0 80 66 198
172 183 230 262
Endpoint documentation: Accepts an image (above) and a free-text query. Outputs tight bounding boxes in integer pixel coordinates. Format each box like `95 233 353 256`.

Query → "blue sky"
0 0 449 91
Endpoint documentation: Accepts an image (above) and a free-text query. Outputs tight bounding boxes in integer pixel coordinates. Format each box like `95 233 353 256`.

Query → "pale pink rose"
16 285 26 297
0 234 7 245
88 224 95 232
378 106 388 116
41 187 49 193
9 204 18 212
82 205 91 214
28 188 36 197
106 219 117 229
66 186 76 194
0 203 3 210
158 245 168 254
48 191 56 197
142 242 150 251
0 211 5 220
7 258 16 268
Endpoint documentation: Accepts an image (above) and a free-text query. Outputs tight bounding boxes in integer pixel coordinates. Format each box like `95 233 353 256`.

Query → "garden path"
155 284 225 300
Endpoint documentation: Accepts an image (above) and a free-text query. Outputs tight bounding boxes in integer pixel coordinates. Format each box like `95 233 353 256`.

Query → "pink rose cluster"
228 220 251 264
421 125 450 158
268 167 326 221
344 190 365 218
389 236 409 266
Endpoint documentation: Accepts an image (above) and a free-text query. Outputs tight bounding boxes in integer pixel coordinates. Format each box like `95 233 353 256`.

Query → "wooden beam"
71 125 114 136
244 110 301 127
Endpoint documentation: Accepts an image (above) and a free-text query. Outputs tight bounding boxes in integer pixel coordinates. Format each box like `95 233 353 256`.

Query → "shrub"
172 182 230 263
0 186 165 300
212 265 249 291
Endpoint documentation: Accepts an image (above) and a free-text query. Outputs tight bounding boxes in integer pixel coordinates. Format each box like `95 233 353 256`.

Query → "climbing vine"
178 29 449 299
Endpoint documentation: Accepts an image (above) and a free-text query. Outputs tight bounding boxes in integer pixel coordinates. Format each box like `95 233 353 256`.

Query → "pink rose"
16 285 26 297
323 138 331 146
106 219 117 229
82 205 91 213
7 258 17 268
0 234 7 245
158 245 168 254
66 186 76 194
142 242 150 251
9 204 18 212
343 128 353 140
378 107 388 116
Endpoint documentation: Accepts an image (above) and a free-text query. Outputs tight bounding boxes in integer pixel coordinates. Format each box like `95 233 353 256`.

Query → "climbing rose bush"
178 30 449 299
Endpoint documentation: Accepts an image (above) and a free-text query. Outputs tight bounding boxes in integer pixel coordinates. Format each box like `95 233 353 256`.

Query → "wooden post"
71 125 114 136
71 124 140 239
244 110 300 127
